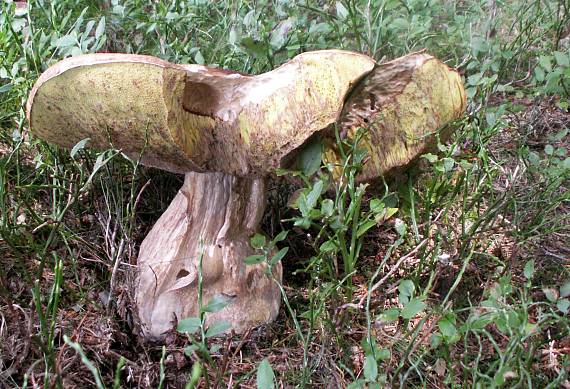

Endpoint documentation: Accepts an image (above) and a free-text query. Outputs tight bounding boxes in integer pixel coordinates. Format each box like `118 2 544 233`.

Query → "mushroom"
27 50 465 339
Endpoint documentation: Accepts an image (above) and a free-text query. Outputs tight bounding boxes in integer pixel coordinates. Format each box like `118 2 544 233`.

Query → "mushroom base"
136 172 281 339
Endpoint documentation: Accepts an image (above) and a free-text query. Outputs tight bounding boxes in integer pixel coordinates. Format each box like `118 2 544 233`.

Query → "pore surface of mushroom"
27 50 465 339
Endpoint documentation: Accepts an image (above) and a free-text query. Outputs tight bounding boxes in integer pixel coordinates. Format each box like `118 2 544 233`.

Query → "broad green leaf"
363 354 378 381
335 2 349 19
70 138 90 158
401 298 425 319
250 233 266 249
543 287 559 302
523 260 534 279
307 180 323 209
356 219 376 238
56 35 77 48
321 199 334 217
554 51 569 67
244 254 265 265
319 240 337 253
202 295 232 313
0 84 12 93
257 358 275 389
556 298 569 314
95 17 105 39
394 218 407 237
298 136 322 176
560 280 570 298
398 280 415 297
438 317 458 339
270 247 288 265
205 320 231 338
177 317 201 334
272 230 288 244
378 307 400 322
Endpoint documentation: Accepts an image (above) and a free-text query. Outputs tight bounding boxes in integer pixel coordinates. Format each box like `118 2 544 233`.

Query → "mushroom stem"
136 172 281 338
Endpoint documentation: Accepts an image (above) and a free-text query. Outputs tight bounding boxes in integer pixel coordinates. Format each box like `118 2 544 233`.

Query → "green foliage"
1 0 569 387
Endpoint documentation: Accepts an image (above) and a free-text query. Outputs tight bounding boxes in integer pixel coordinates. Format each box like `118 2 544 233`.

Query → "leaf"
240 37 267 58
95 17 105 39
270 247 288 265
363 354 378 382
401 298 425 319
335 2 349 19
202 295 232 313
378 307 400 322
0 84 12 93
298 136 322 176
560 280 570 298
556 298 569 314
257 358 275 389
307 180 323 209
523 260 534 279
554 51 569 67
543 288 559 302
244 254 265 265
70 138 90 158
194 50 205 65
250 233 266 249
205 320 231 338
534 66 545 82
438 317 458 339
272 230 288 244
356 219 376 238
394 218 407 237
55 34 77 48
319 240 337 253
398 280 415 297
321 199 334 217
422 153 438 163
538 55 553 72
177 317 201 334
545 144 554 155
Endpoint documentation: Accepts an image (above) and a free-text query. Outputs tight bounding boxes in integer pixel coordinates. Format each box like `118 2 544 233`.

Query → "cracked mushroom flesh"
27 50 465 339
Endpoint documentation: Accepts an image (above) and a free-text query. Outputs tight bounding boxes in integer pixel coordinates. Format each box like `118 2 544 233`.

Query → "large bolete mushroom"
27 50 465 339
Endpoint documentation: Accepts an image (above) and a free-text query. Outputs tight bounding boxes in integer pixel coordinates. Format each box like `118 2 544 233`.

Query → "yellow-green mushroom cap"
27 50 376 176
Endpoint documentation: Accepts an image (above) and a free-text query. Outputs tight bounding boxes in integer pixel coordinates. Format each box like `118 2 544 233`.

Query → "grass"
1 0 569 387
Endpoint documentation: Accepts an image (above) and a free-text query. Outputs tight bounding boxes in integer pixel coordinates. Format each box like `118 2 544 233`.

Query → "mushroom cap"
27 50 375 175
325 52 467 180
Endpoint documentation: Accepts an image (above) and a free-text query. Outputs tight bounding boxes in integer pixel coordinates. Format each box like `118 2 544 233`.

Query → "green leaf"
534 67 545 82
545 144 554 155
70 138 90 158
321 199 334 217
298 136 322 176
377 348 391 361
556 298 570 314
369 199 384 214
356 219 376 238
401 298 425 319
250 233 266 249
335 2 348 19
422 153 439 163
398 280 415 297
307 180 323 209
363 354 378 382
394 218 407 237
438 317 458 339
177 317 201 334
202 295 232 313
378 307 400 322
95 17 105 39
257 358 275 389
240 37 267 58
543 288 559 302
0 84 12 93
523 260 534 279
538 55 553 72
272 230 288 244
56 35 77 48
244 254 265 265
205 320 231 338
554 51 569 67
319 240 337 253
270 247 288 265
560 280 570 298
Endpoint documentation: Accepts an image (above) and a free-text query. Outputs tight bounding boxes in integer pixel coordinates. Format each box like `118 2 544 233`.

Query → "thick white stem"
136 172 281 338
